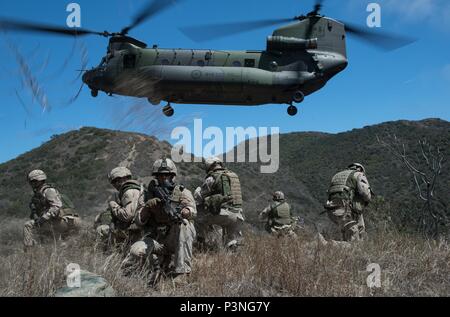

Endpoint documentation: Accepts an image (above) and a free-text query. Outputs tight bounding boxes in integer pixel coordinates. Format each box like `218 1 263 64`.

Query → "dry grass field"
0 218 448 297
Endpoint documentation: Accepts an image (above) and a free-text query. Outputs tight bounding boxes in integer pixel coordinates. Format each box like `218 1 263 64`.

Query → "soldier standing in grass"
23 170 81 250
324 163 373 242
259 191 296 237
194 157 245 251
94 167 143 251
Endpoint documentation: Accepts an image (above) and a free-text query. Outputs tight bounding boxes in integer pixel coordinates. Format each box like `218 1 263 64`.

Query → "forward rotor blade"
179 18 294 43
0 19 107 37
122 0 184 34
344 22 417 51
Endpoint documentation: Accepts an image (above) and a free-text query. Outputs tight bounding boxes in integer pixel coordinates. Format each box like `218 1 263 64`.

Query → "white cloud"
345 0 450 29
383 0 450 27
384 0 435 19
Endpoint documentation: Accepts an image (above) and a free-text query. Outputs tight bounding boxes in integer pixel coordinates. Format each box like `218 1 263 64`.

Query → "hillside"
227 118 450 232
1 119 449 234
0 128 205 218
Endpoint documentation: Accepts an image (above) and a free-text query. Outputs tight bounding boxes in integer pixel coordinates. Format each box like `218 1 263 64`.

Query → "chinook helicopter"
0 0 414 117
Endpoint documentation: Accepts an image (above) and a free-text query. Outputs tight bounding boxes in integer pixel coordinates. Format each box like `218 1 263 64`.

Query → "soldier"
194 157 245 250
94 167 143 250
324 163 372 242
259 191 296 237
23 170 81 249
124 158 196 285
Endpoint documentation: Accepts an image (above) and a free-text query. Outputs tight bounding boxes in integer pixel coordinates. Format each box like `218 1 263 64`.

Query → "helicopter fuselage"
83 17 348 107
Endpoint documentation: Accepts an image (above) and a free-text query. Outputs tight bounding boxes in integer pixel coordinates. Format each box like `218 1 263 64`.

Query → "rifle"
149 181 185 225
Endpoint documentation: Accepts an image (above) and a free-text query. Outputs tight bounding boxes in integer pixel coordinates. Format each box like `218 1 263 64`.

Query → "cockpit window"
124 54 136 69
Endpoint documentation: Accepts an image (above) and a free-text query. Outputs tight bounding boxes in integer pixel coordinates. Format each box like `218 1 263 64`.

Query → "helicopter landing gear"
292 90 304 104
163 103 174 117
91 89 98 98
287 104 298 116
148 97 161 106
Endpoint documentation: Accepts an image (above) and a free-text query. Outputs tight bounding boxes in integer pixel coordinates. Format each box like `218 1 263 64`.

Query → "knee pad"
96 225 110 238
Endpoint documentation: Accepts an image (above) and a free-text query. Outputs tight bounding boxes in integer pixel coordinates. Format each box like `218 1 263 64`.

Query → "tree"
377 134 448 237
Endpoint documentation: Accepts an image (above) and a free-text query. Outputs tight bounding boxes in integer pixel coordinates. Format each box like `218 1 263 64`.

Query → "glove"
180 208 191 219
193 187 203 203
34 217 47 227
30 212 39 221
145 198 162 209
108 201 119 211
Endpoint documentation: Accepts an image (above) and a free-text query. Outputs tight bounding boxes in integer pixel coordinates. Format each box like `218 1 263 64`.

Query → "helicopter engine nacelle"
266 36 318 52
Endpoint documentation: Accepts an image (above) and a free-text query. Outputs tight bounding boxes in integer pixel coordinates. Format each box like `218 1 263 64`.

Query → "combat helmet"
204 157 224 173
152 158 177 176
348 163 366 173
273 191 285 201
28 170 47 182
108 167 132 183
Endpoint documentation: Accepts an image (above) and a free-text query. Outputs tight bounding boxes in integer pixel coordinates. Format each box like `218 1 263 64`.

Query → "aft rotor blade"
306 0 327 39
122 0 184 34
344 22 417 51
313 0 325 15
179 18 294 43
0 19 107 37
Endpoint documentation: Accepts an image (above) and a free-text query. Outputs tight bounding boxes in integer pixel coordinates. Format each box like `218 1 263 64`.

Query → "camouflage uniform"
259 191 296 237
324 163 372 242
194 157 245 250
124 159 196 281
23 170 81 248
95 167 143 249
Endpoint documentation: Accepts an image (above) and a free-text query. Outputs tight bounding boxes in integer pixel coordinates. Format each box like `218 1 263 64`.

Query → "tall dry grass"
0 219 448 297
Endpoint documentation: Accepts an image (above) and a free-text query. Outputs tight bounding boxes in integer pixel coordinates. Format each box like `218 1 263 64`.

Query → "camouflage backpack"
327 170 357 202
205 169 243 215
33 184 77 217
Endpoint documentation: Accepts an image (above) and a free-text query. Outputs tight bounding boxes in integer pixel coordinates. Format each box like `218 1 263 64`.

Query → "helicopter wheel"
163 104 174 117
292 90 304 104
287 105 298 116
91 90 98 98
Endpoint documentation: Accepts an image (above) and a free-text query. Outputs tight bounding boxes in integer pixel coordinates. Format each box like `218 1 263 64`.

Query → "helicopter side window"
245 59 255 68
123 54 136 69
232 61 242 67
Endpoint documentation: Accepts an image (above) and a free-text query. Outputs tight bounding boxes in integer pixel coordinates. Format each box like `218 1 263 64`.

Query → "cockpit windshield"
99 56 108 67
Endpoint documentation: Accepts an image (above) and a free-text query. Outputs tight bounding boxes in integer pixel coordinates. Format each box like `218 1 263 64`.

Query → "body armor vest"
328 170 357 202
209 169 243 208
119 180 142 201
146 181 184 225
269 201 292 226
112 180 142 230
30 184 75 217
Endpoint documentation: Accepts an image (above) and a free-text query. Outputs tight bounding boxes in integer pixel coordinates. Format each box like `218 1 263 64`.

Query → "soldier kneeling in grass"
259 191 297 237
23 170 81 250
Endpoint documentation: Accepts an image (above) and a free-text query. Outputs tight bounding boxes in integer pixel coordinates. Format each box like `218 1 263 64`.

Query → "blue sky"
0 0 449 163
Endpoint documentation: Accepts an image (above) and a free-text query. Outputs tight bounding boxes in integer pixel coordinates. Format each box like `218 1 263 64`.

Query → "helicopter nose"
82 68 106 89
82 69 96 86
